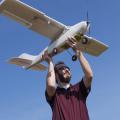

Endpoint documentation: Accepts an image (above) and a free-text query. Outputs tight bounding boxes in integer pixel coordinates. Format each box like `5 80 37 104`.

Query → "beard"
57 70 71 83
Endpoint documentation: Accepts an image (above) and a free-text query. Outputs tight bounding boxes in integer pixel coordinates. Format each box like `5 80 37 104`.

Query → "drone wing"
74 34 109 56
0 0 67 40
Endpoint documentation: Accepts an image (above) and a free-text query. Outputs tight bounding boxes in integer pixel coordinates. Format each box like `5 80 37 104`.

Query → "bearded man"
42 38 93 120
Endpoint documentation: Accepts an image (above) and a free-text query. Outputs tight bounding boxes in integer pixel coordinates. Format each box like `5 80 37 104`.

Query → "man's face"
58 66 71 83
62 67 71 79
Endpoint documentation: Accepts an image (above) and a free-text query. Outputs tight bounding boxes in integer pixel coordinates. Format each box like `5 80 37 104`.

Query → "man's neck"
58 82 70 89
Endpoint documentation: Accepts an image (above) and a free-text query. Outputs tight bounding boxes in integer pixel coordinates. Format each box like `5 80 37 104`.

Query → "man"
42 38 93 120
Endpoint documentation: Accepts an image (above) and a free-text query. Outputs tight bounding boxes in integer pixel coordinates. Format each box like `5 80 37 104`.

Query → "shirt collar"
57 83 70 90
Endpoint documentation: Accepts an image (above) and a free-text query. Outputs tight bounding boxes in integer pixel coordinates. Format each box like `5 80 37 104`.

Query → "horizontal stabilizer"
8 53 47 71
9 57 32 66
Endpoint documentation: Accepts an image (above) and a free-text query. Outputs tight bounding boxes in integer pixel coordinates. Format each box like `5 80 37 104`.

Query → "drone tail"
8 53 47 71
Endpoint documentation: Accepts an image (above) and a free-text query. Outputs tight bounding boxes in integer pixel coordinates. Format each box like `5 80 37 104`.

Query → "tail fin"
8 53 47 71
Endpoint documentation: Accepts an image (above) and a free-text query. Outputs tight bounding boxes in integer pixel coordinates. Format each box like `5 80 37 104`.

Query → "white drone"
0 0 108 71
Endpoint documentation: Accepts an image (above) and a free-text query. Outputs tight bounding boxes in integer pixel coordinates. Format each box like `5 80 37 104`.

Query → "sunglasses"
58 66 70 71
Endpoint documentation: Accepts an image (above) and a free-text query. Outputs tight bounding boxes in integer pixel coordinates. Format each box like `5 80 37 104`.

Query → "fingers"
67 37 77 44
66 37 78 50
66 37 84 53
42 51 52 63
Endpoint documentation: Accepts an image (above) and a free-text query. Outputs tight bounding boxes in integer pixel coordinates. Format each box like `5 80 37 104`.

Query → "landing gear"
82 38 88 44
72 55 77 61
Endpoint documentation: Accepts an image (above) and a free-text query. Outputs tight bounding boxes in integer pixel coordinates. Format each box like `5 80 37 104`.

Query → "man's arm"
76 51 93 88
66 38 93 88
42 52 56 98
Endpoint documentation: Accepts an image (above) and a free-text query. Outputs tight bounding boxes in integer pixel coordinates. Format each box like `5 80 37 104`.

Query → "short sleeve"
79 79 91 99
45 90 55 110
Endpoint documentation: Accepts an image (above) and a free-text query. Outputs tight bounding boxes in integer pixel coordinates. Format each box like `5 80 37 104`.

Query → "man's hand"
42 51 52 64
66 37 83 56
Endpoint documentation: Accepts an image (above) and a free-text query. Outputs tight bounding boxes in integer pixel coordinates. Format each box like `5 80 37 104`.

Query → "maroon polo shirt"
45 79 91 120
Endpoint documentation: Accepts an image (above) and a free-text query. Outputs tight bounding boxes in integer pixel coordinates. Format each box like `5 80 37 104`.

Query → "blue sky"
0 0 120 120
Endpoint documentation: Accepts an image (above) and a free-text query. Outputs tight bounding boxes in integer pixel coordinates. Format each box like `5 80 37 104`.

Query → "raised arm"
42 52 56 97
76 51 93 88
66 38 93 88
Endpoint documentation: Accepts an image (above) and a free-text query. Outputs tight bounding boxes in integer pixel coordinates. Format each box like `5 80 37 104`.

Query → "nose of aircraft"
79 21 89 34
